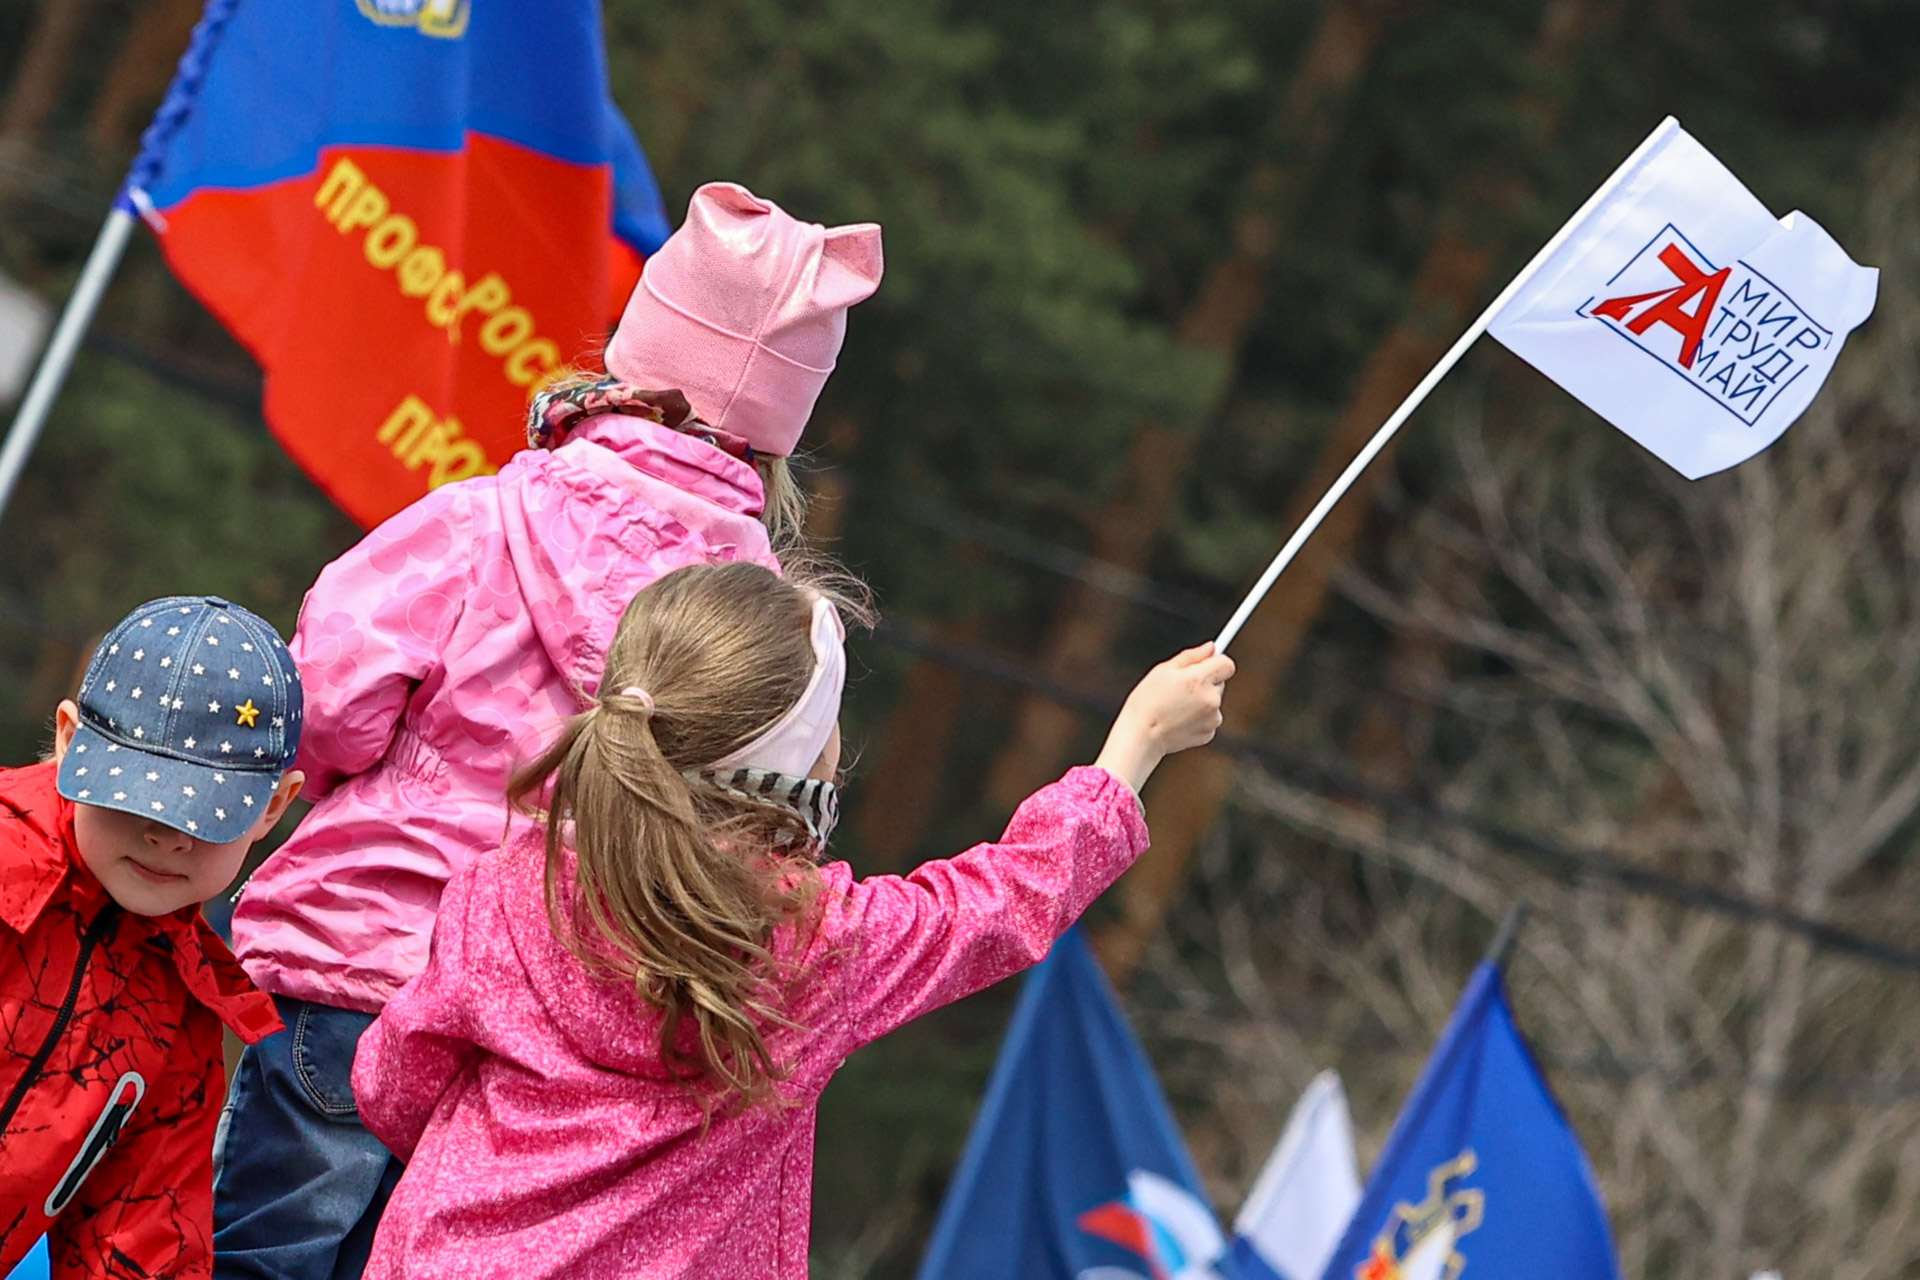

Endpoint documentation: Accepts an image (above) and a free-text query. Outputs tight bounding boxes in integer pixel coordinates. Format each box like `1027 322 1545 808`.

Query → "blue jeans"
213 997 403 1280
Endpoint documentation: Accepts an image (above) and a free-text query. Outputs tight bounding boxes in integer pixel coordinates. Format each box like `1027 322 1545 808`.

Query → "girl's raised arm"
800 646 1232 1059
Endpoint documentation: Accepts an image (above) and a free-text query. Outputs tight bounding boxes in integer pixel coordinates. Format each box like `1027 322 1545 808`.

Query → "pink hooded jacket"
230 416 779 1012
352 765 1147 1279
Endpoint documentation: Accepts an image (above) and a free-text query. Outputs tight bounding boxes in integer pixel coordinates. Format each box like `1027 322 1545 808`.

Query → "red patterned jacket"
0 763 282 1278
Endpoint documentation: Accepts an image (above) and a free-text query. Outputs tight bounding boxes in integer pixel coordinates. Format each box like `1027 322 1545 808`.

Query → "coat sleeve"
47 1008 226 1280
802 766 1148 1057
351 862 483 1161
289 483 476 800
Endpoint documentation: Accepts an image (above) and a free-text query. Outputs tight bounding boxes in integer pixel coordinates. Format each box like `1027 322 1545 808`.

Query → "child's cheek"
194 840 254 904
72 805 135 883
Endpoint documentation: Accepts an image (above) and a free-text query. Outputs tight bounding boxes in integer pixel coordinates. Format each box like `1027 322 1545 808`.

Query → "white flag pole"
1213 116 1680 652
0 206 138 524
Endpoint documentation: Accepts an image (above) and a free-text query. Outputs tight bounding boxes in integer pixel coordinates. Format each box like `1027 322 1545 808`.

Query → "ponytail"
506 562 861 1106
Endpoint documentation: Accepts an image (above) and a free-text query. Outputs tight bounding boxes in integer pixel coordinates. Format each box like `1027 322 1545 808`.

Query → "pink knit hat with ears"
605 182 883 457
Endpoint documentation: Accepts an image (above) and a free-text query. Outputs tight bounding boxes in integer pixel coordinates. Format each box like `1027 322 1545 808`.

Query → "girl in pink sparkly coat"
212 186 883 1280
351 562 1234 1279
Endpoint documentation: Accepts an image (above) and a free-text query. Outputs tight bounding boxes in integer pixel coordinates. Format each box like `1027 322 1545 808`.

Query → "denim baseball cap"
56 596 304 844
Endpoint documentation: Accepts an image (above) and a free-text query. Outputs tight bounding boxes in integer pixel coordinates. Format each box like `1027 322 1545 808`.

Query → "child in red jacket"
0 597 303 1279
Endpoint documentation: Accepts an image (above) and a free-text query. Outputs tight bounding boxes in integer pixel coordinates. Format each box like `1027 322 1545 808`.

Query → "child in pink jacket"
350 561 1235 1278
212 185 882 1280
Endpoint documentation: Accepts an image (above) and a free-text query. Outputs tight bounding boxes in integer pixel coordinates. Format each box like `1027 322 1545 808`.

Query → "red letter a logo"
1592 243 1730 368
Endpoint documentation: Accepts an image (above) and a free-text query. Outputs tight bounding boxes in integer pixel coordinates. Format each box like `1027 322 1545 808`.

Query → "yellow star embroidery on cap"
235 699 260 728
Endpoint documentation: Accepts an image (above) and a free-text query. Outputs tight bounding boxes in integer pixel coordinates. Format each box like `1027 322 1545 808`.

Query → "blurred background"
5 0 1920 1275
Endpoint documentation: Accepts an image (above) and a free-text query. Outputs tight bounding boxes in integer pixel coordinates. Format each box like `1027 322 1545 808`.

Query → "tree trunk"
0 0 99 201
1093 0 1612 981
88 0 205 154
981 0 1397 812
855 624 979 865
1095 229 1494 977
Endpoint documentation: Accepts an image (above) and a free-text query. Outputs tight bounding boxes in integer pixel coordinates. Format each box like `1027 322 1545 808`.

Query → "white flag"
1230 1071 1362 1280
1489 117 1878 480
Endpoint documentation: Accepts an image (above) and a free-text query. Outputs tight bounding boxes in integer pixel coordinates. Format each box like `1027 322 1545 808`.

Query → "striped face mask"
688 766 840 862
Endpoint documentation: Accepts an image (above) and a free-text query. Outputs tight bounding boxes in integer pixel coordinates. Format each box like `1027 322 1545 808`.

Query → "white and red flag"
1489 118 1878 479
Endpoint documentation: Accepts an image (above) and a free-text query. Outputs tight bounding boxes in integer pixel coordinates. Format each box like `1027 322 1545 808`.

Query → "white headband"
708 594 845 776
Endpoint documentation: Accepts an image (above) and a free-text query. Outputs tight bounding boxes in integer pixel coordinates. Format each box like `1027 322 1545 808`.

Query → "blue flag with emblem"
916 927 1234 1280
1319 962 1621 1280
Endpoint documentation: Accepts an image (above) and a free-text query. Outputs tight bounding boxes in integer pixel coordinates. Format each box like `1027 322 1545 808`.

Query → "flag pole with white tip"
1213 116 1680 652
0 206 137 524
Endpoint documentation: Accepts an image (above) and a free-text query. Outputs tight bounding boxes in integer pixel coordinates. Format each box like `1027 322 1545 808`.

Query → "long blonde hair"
509 561 865 1104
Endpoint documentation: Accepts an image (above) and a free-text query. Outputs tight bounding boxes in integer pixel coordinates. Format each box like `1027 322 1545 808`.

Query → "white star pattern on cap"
213 773 226 783
242 642 254 652
243 795 255 807
183 786 196 797
221 741 233 753
254 747 265 758
130 688 142 699
172 698 185 710
206 636 219 646
184 737 196 749
75 767 86 776
192 664 204 675
108 644 119 654
228 669 240 680
113 791 126 801
262 674 274 686
186 820 198 832
161 656 172 668
108 767 121 777
132 650 144 661
77 790 90 799
104 681 115 692
151 801 164 813
131 727 145 739
139 620 152 628
214 808 226 820
209 701 221 713
145 771 158 782
105 745 117 752
167 626 180 636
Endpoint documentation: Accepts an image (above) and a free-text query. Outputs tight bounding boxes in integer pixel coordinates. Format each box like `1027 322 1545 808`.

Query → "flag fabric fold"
125 0 670 527
1319 962 1621 1280
1228 1071 1361 1280
916 927 1232 1280
1489 117 1876 480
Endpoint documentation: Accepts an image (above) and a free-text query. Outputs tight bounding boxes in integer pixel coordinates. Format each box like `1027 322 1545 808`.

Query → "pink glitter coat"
352 765 1148 1279
231 416 780 1014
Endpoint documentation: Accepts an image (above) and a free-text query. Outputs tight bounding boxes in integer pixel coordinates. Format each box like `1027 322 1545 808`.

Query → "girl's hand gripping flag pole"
1214 116 1879 652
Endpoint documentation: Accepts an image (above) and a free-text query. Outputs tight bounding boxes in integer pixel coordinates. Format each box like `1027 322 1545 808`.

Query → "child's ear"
257 771 306 832
50 700 81 764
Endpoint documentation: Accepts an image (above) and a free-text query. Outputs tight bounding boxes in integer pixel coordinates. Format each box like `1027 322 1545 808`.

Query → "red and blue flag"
124 0 671 527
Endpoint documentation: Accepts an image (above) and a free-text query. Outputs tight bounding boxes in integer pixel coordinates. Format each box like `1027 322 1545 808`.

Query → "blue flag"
1320 963 1621 1280
917 928 1234 1280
